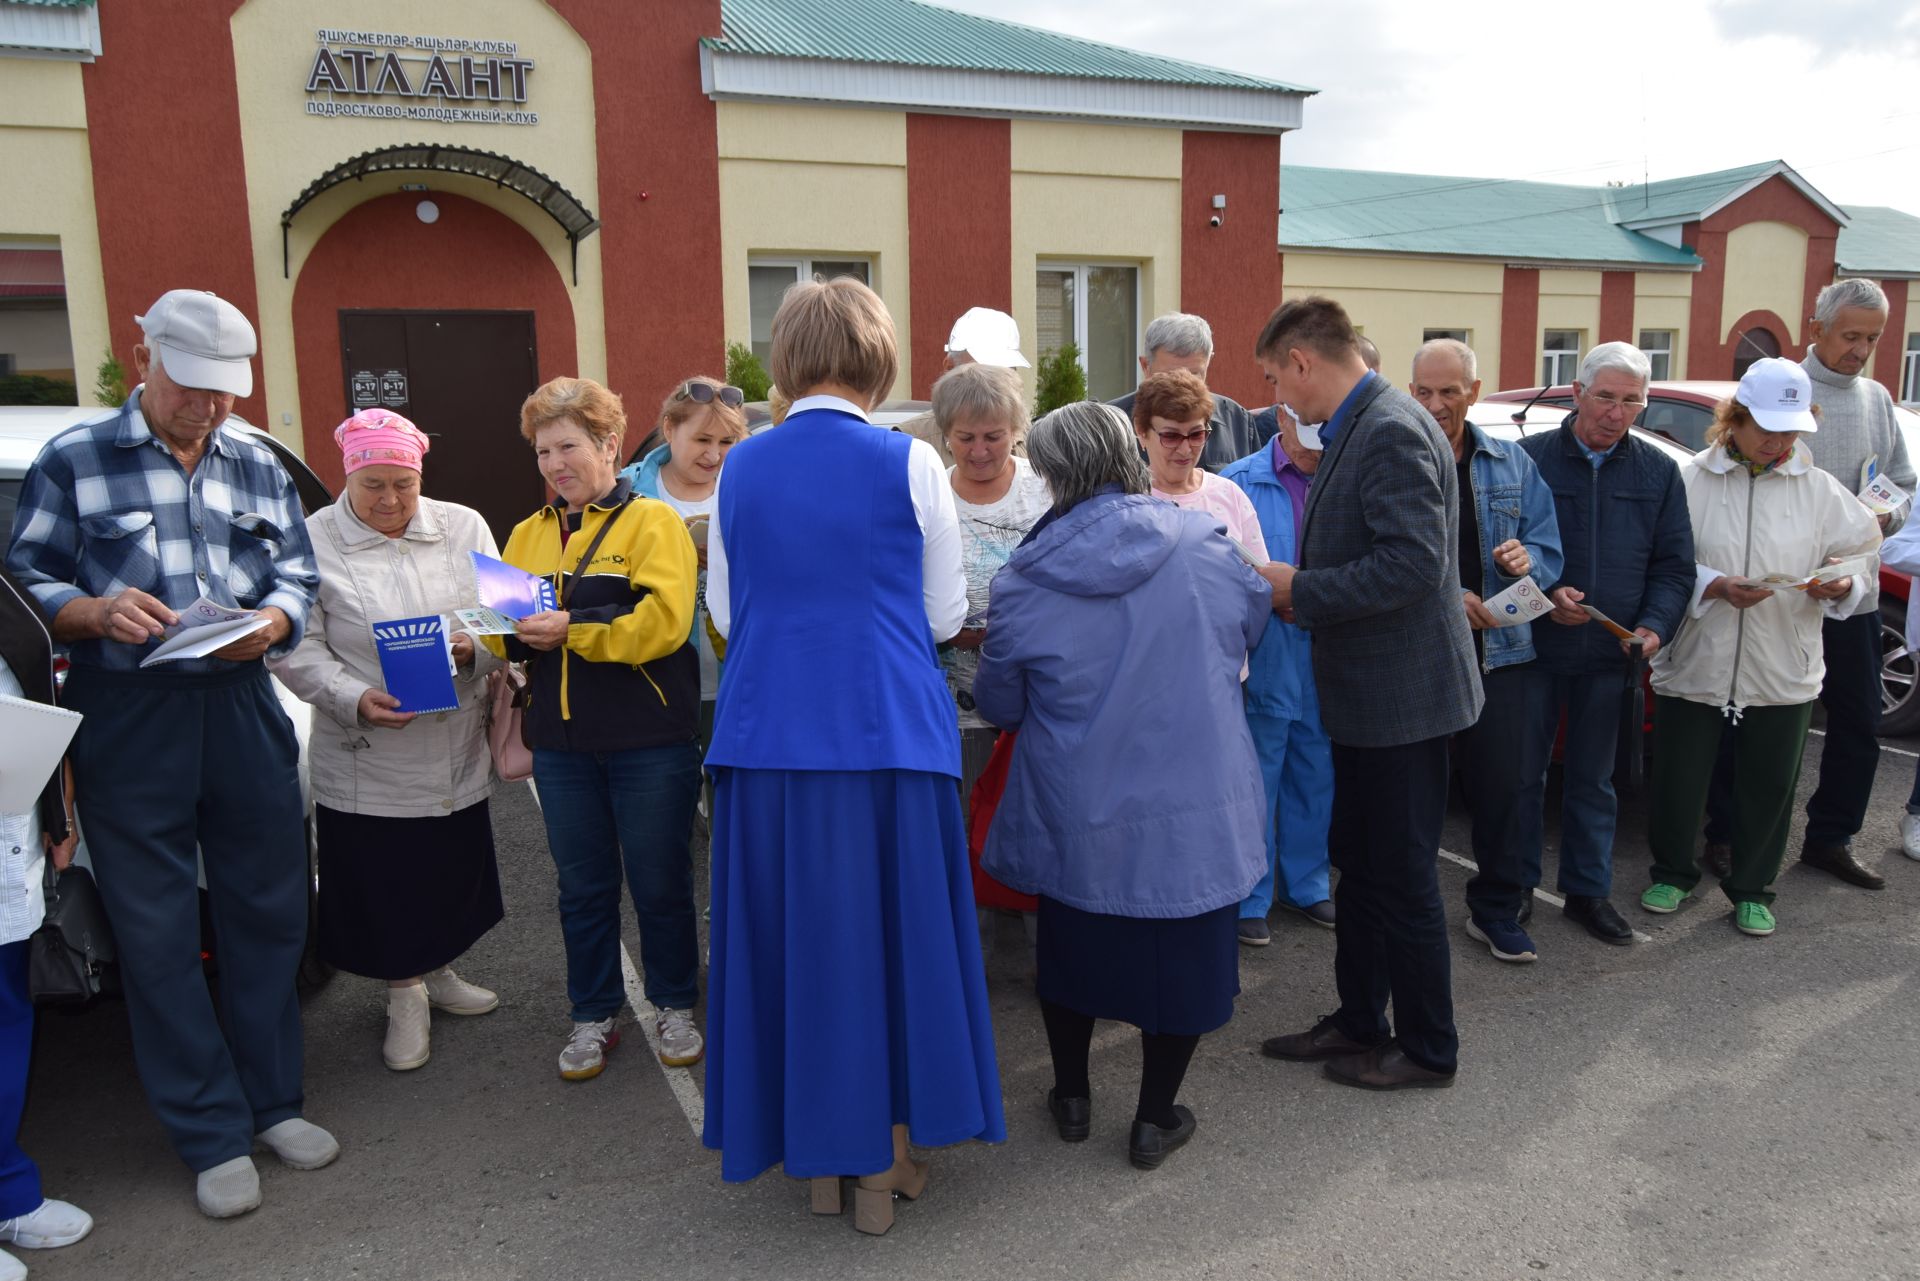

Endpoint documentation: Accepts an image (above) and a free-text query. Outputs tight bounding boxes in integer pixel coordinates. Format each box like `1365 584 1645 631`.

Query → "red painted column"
1500 267 1540 388
1874 278 1910 398
905 115 1011 398
1802 233 1838 352
1684 222 1726 380
1181 130 1282 407
1599 270 1635 345
80 2 263 420
553 0 724 449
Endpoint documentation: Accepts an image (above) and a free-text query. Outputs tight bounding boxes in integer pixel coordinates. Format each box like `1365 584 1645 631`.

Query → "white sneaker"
558 1017 620 1081
254 1118 340 1171
196 1156 261 1219
1902 812 1920 861
384 983 431 1071
422 966 499 1015
0 1198 92 1249
656 1008 704 1068
0 1246 22 1281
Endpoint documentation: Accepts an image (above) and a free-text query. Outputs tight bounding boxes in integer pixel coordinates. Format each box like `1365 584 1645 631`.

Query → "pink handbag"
486 663 533 783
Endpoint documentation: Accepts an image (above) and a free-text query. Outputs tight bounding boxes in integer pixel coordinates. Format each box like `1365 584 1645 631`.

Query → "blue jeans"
533 743 702 1019
1521 668 1625 900
1463 667 1559 923
1242 711 1333 916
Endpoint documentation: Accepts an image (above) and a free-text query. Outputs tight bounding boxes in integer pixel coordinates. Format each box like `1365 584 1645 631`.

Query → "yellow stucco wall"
1632 271 1692 378
1721 221 1808 344
0 59 110 404
1281 253 1505 385
229 0 606 454
715 102 911 397
1010 120 1181 401
1536 269 1602 367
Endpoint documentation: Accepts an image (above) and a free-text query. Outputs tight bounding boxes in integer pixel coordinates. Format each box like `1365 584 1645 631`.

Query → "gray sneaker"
558 1017 620 1081
656 1008 704 1068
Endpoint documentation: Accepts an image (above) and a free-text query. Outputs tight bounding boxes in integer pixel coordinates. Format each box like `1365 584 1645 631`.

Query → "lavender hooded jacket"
973 491 1271 919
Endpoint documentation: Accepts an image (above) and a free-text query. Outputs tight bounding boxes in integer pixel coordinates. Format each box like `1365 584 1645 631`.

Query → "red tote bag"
967 731 1039 913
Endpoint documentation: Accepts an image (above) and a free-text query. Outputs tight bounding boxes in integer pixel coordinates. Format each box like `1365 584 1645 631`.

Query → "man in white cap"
5 290 329 1220
902 307 1032 467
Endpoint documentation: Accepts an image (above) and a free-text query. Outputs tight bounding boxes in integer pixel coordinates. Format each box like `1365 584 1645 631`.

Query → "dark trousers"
0 941 41 1218
1328 735 1457 1075
62 664 309 1173
1650 696 1813 906
1522 668 1625 899
1462 667 1556 923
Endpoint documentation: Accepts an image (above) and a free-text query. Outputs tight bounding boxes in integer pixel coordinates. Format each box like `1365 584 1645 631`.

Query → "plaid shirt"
5 390 319 674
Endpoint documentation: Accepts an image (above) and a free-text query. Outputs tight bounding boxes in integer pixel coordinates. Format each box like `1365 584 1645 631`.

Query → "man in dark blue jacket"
1518 342 1694 942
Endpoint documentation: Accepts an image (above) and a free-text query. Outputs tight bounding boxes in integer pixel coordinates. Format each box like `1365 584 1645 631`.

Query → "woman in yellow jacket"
489 377 703 1081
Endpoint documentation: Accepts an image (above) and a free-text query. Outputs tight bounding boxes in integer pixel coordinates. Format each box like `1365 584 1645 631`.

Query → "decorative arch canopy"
280 144 599 281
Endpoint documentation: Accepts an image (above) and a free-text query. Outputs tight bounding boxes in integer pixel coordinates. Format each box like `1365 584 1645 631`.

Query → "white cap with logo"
1736 357 1819 434
945 307 1031 369
135 289 258 398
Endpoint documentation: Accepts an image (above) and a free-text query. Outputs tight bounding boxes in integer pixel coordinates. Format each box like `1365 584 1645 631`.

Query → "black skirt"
1034 896 1240 1036
315 800 504 980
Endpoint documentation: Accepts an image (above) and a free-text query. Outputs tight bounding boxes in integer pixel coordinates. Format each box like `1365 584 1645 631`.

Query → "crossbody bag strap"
558 496 635 610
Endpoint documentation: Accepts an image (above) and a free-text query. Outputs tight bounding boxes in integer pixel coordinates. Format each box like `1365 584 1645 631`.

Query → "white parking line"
1437 847 1653 943
1807 727 1920 759
524 779 706 1138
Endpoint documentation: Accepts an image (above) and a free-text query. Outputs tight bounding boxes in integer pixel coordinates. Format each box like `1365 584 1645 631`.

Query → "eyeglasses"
1584 390 1648 412
675 381 745 408
1152 427 1212 448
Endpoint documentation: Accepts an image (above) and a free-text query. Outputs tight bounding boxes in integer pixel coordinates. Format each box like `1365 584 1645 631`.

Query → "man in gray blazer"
1252 296 1482 1090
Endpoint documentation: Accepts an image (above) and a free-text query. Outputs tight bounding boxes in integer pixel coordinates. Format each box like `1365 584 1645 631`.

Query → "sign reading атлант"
304 29 537 125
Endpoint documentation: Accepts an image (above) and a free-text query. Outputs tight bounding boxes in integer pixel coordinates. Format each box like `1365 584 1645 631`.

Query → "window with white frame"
747 257 872 365
1542 329 1582 386
1638 329 1676 381
1904 333 1920 403
1036 264 1139 402
1422 328 1469 343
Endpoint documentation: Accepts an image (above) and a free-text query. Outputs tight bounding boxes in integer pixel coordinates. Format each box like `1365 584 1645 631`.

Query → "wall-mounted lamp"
1209 193 1226 228
416 200 440 225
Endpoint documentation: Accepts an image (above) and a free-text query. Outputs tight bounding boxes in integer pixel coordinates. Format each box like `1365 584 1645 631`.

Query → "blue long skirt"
702 767 1006 1182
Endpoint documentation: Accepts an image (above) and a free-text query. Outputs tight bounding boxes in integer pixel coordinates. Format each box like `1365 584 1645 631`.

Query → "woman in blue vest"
701 277 1004 1235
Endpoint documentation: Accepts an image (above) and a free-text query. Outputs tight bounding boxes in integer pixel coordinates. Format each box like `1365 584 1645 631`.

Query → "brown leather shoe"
1324 1044 1456 1091
1799 843 1886 890
1260 1014 1388 1062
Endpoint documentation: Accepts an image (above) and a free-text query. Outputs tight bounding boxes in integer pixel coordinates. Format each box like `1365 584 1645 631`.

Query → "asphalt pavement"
18 720 1920 1281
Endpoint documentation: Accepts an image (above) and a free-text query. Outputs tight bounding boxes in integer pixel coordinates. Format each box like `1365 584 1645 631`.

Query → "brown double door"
339 310 544 542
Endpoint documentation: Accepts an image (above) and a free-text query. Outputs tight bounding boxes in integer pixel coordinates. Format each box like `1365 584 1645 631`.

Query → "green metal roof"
1837 205 1920 276
708 0 1313 93
8 1 95 7
1601 161 1776 225
1279 166 1701 268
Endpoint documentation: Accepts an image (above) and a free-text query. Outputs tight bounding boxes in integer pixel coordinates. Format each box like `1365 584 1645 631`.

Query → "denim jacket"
1463 423 1564 672
1219 445 1318 720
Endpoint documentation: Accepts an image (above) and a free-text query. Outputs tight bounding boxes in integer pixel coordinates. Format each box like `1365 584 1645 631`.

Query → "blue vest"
706 407 960 777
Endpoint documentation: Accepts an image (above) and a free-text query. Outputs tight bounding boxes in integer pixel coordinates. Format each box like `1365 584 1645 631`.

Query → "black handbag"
28 862 117 1006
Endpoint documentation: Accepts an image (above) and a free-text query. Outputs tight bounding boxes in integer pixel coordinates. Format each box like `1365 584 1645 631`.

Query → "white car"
0 404 331 991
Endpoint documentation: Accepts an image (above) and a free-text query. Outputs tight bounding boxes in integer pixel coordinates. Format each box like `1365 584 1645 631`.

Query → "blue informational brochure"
372 615 460 715
470 551 556 619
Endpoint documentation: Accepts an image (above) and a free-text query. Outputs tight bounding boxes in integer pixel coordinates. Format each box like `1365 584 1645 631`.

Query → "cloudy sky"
943 0 1920 213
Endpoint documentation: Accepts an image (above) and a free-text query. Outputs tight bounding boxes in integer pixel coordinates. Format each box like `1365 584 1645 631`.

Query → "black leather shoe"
1517 895 1534 926
1324 1045 1456 1091
1563 895 1634 945
1046 1089 1090 1142
1702 842 1733 880
1800 843 1886 890
1260 1014 1390 1062
1128 1105 1196 1170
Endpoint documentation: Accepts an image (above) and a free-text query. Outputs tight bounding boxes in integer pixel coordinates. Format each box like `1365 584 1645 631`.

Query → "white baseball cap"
135 289 258 397
945 307 1031 369
1735 357 1818 434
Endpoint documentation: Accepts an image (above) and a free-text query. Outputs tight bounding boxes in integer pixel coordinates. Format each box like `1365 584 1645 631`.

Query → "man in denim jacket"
1408 341 1566 962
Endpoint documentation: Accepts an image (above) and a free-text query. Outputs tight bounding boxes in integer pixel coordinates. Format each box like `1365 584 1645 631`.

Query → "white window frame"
1542 329 1583 386
1035 261 1142 402
1422 328 1470 343
747 255 874 363
1638 329 1676 382
1904 333 1920 403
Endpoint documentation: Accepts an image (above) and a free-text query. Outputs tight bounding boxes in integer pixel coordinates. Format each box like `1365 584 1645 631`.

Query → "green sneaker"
1734 902 1777 936
1640 883 1687 914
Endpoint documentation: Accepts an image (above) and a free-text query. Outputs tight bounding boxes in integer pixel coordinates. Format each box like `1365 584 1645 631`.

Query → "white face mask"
1284 404 1325 452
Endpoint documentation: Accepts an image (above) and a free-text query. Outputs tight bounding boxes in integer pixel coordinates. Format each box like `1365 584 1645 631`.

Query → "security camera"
1208 215 1222 228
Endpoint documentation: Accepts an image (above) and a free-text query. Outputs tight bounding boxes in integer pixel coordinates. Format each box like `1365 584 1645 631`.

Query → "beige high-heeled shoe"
852 1125 929 1236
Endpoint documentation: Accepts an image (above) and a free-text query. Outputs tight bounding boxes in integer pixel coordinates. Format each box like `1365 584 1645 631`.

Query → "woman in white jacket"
1641 359 1881 936
271 411 505 1070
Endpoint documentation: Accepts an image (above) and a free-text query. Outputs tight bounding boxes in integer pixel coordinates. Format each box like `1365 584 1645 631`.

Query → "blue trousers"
1241 711 1332 917
62 664 308 1173
1 941 41 1219
1463 666 1559 922
1518 667 1624 901
533 743 702 1019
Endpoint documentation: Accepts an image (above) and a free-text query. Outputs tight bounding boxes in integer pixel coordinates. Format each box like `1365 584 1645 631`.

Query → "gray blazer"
1293 375 1483 747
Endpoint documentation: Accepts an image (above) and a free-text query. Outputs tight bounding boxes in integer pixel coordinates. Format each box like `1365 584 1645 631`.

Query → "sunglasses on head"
678 381 745 408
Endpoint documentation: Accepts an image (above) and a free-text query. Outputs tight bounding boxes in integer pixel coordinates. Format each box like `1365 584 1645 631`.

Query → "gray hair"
1144 313 1214 360
1816 278 1890 325
1026 401 1149 512
1576 340 1651 389
1411 338 1478 386
932 363 1027 437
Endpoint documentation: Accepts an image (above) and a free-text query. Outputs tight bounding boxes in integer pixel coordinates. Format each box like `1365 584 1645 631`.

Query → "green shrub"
0 374 78 406
1032 343 1087 417
93 351 128 407
725 341 772 403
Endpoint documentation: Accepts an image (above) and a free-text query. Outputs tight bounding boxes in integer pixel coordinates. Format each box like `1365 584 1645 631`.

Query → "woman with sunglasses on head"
1135 370 1267 567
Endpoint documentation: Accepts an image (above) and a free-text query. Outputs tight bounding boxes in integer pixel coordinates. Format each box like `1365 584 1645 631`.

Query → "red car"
1485 382 1920 735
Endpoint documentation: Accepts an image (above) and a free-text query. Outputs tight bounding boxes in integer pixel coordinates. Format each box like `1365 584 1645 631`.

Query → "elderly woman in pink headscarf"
270 410 507 1072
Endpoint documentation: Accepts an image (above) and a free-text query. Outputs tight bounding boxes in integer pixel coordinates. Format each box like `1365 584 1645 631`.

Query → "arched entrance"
1731 326 1781 380
291 191 579 539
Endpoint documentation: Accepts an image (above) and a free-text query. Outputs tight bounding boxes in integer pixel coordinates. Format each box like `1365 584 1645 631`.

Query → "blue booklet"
470 551 556 619
372 615 460 715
